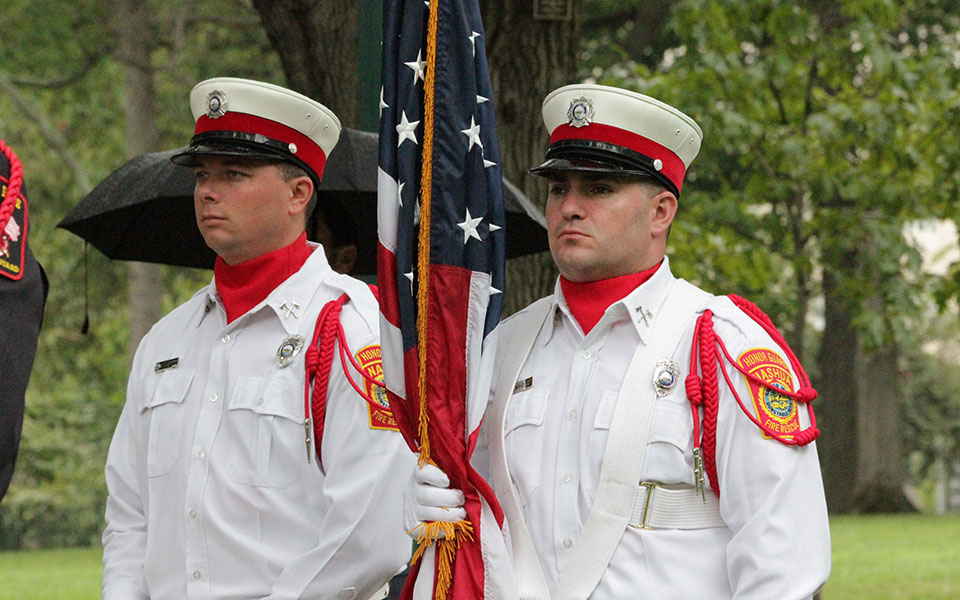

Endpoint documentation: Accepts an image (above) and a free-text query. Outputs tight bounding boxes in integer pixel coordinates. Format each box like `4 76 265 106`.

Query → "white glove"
403 463 466 537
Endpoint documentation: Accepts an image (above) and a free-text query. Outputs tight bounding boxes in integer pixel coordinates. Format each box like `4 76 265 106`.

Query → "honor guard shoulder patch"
355 344 399 431
737 348 800 440
0 177 27 281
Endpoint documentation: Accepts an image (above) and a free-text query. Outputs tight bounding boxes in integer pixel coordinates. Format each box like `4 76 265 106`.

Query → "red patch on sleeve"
0 179 27 281
355 344 399 431
737 348 800 440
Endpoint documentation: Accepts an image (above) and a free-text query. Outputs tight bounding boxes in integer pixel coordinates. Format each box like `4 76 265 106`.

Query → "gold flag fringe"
409 520 476 600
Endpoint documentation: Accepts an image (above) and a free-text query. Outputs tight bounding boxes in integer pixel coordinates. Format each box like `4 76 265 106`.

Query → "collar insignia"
280 301 300 319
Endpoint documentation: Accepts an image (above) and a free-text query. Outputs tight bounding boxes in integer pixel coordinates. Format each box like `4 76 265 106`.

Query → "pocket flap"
229 376 302 422
142 370 195 412
648 400 693 449
591 391 619 430
505 388 548 432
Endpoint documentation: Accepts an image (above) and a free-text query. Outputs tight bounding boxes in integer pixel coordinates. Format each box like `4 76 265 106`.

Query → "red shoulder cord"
302 292 386 467
684 295 819 496
0 139 24 238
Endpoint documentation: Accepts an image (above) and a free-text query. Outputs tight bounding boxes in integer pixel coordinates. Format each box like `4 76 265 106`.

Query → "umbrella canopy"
58 128 547 275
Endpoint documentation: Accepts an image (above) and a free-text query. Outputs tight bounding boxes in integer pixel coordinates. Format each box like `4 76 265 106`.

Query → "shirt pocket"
227 375 304 488
643 399 695 478
503 387 548 510
141 369 194 478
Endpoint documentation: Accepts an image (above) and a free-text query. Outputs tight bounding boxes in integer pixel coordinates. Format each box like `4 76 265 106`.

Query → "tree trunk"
480 0 579 314
853 310 915 512
115 0 163 359
816 261 859 513
251 0 359 127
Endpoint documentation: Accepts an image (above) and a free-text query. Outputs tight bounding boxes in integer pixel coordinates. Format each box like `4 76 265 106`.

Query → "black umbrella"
58 128 548 275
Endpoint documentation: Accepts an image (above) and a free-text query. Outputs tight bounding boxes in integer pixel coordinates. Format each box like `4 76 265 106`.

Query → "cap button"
288 143 298 154
653 159 663 171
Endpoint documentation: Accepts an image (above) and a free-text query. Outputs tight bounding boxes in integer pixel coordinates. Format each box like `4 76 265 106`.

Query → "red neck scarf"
214 233 313 323
559 261 662 334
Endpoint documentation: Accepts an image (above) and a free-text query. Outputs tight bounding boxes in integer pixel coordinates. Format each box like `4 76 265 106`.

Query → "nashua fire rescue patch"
0 177 27 281
737 348 800 440
355 344 398 431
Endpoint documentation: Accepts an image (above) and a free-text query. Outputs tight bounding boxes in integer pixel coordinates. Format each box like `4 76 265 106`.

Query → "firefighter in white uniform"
407 84 830 599
102 77 413 600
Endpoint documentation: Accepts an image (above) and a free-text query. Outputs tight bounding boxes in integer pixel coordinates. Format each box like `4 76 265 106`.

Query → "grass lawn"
0 546 102 600
823 513 960 600
0 514 958 599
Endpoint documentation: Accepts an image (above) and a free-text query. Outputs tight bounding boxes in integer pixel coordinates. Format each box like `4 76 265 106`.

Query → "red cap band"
550 122 687 193
195 112 327 180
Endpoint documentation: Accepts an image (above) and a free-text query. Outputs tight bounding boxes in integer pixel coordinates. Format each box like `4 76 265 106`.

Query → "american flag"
376 0 513 598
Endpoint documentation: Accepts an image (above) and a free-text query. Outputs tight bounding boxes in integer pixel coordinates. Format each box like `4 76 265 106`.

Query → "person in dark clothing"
0 139 48 503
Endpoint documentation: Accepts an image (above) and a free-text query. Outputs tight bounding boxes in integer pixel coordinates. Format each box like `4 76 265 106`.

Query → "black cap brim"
170 132 320 186
528 139 680 197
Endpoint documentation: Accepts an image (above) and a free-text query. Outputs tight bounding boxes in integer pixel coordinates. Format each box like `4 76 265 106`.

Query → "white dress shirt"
480 258 830 599
102 246 414 600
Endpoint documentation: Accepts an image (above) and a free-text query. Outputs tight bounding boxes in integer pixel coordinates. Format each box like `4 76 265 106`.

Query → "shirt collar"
197 241 334 334
547 256 677 345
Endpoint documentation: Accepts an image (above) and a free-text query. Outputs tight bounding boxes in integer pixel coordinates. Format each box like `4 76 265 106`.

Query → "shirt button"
196 450 205 460
256 397 264 405
562 538 573 549
221 334 230 343
192 570 202 580
567 409 577 420
582 350 592 359
562 473 572 483
209 393 218 402
188 509 197 519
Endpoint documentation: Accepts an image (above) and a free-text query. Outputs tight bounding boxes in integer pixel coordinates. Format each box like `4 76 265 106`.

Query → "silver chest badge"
567 96 595 128
653 358 680 397
276 334 305 368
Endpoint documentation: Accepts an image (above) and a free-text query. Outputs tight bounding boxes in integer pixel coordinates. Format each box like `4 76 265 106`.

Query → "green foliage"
591 0 960 351
0 0 283 549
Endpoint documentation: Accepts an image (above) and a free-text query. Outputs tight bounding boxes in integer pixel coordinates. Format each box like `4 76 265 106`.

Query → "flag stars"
477 95 489 104
396 111 420 146
404 49 427 84
379 87 389 117
468 31 481 57
397 181 406 207
457 207 484 244
461 116 483 152
489 285 502 297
